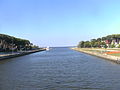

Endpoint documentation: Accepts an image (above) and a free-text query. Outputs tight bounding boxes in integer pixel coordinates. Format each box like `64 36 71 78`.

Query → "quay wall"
0 49 46 60
72 48 120 63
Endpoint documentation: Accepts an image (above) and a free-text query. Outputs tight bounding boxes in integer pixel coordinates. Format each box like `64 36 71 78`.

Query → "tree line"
0 34 39 52
77 34 120 48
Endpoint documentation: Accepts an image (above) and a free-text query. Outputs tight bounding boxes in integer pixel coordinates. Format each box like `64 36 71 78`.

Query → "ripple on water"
0 48 120 90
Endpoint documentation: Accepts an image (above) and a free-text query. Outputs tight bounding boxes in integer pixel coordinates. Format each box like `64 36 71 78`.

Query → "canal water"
0 47 120 90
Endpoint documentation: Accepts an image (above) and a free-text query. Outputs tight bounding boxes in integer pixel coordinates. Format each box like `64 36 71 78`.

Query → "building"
105 38 120 48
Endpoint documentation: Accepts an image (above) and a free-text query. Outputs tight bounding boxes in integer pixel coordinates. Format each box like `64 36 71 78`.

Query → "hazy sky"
1 0 120 47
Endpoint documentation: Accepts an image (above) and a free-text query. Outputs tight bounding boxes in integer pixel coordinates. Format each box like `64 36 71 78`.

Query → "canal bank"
0 48 46 60
71 48 120 63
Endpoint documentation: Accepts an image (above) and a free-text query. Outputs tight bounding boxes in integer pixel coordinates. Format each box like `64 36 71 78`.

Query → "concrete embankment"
72 48 120 63
0 49 46 60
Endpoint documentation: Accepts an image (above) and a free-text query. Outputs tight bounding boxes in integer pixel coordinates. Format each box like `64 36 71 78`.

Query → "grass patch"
108 53 120 56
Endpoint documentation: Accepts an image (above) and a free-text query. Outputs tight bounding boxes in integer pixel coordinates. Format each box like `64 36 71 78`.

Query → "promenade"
72 48 120 63
0 48 46 60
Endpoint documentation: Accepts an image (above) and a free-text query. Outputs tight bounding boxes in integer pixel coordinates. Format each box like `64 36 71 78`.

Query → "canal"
0 47 120 90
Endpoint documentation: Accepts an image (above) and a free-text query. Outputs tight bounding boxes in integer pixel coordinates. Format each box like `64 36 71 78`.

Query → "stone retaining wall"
72 48 120 63
0 49 46 60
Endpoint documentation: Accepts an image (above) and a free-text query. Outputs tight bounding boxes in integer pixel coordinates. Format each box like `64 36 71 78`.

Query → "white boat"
46 46 50 51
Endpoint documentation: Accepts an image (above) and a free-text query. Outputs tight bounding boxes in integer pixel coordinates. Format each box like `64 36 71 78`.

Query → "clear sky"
1 0 120 47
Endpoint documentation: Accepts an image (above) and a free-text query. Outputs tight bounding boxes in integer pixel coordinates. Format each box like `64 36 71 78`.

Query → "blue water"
0 47 120 90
